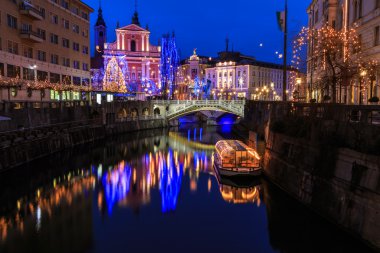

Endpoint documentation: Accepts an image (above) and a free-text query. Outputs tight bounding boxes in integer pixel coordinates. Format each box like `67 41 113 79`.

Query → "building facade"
91 8 161 98
176 50 214 99
307 0 380 104
206 51 295 100
0 0 93 101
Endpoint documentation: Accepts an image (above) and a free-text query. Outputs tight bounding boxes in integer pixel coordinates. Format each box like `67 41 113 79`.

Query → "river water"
0 125 376 253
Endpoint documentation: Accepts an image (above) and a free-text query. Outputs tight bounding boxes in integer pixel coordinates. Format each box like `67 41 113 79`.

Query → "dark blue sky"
84 0 309 63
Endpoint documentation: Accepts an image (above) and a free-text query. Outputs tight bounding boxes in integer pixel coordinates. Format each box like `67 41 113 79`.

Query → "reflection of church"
91 4 161 97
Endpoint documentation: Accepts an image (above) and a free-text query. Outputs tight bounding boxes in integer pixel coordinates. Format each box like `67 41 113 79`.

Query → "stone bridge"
153 100 245 124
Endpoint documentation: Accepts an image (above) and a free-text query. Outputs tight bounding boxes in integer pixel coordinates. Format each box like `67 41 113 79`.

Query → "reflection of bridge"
154 100 245 122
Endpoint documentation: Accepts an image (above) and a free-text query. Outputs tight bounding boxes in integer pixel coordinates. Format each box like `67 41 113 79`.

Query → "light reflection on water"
0 126 376 253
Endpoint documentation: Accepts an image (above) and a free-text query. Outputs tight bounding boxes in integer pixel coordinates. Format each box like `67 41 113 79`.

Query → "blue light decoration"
160 32 180 99
193 76 203 99
159 149 183 212
202 79 212 99
141 79 159 96
102 161 132 214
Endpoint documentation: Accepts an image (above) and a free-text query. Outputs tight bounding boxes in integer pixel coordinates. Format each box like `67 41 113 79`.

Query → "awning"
0 116 11 121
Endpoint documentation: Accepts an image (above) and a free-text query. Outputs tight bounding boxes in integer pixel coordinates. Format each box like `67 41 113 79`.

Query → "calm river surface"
0 125 376 253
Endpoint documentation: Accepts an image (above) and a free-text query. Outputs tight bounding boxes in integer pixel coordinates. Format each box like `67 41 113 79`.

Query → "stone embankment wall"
0 100 167 171
0 118 166 171
244 101 380 249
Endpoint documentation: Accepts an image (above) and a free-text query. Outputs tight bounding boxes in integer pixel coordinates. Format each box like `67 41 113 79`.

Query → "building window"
314 10 319 24
7 40 18 54
73 76 81 85
7 14 17 29
50 33 58 44
82 45 88 54
23 67 35 80
62 57 70 67
0 63 4 76
82 29 88 38
71 6 79 15
358 0 363 18
39 7 46 18
62 18 69 29
37 28 46 40
62 75 71 84
50 72 60 83
7 64 20 78
23 47 33 58
73 60 80 69
62 38 70 48
73 42 79 51
375 26 380 47
131 40 136 52
82 63 88 71
81 11 88 20
51 54 58 64
37 50 46 61
51 14 58 24
72 24 79 34
61 0 69 9
37 70 48 81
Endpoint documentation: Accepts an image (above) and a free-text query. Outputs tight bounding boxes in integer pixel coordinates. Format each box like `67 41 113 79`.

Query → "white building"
206 52 296 100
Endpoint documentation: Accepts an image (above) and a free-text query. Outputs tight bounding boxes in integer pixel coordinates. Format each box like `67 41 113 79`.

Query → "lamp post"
360 70 367 105
296 77 302 102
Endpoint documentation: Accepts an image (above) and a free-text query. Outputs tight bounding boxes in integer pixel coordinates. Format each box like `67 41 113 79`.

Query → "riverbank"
0 119 167 172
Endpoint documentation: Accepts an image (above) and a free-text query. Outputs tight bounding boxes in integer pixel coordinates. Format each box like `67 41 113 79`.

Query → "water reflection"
102 161 132 214
0 126 376 253
159 150 183 212
216 175 262 205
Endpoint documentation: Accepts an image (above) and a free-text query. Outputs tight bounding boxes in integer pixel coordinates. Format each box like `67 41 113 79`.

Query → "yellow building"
0 0 93 101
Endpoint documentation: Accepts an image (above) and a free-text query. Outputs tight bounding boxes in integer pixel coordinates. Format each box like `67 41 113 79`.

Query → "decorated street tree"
160 32 180 99
293 24 374 103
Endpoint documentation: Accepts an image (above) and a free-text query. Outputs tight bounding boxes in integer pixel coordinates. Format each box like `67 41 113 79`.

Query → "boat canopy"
215 140 260 169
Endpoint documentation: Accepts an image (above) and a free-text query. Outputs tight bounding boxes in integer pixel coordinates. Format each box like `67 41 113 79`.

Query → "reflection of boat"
215 171 262 204
214 140 261 177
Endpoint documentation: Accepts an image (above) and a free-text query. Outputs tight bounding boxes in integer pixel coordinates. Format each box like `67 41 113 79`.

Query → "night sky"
84 0 309 63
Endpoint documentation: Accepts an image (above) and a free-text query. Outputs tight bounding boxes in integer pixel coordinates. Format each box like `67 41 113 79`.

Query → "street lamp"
360 70 367 105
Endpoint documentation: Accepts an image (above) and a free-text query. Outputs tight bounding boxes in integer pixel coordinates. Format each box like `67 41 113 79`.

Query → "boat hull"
213 163 262 177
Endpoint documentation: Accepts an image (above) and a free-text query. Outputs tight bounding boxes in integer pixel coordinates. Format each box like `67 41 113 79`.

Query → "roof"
117 24 148 32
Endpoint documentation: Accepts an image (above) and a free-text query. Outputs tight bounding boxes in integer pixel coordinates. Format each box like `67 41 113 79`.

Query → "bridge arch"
142 107 150 116
154 107 161 116
131 108 139 118
117 108 128 119
158 100 245 121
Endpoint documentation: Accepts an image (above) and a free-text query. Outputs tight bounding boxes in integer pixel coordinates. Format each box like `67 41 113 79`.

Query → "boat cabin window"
215 140 260 168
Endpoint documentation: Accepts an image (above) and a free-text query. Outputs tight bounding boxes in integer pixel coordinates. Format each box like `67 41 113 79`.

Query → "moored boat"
214 140 262 177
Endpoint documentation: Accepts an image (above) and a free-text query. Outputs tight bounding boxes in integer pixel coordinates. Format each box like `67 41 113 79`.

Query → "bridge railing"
165 100 245 118
153 100 245 106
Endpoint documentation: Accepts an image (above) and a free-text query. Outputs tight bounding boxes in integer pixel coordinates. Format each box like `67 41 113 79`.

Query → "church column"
127 39 130 51
142 35 145 52
122 33 125 50
146 35 150 52
117 33 120 50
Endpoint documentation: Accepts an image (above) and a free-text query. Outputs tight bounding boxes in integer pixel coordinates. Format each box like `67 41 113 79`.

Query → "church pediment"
117 24 148 32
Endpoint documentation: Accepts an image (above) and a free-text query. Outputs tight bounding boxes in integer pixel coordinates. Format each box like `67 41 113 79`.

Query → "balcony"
19 2 44 20
20 30 44 43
